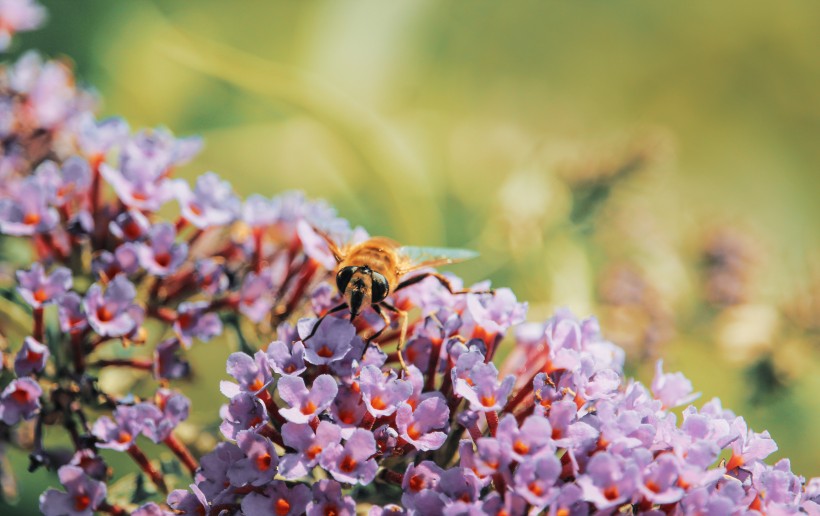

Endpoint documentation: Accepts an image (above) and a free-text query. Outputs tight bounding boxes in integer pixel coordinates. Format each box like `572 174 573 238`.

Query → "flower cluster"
0 2 818 515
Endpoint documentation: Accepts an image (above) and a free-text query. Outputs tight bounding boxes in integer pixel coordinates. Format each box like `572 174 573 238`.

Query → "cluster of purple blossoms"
0 2 818 515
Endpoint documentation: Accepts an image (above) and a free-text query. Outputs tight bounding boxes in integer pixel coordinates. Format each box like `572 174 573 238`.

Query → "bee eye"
336 266 357 292
371 272 389 303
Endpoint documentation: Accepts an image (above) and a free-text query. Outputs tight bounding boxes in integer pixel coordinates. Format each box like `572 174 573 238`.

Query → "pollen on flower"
370 396 387 410
116 431 132 444
480 395 496 407
604 486 619 501
645 480 661 494
306 445 323 460
33 288 48 302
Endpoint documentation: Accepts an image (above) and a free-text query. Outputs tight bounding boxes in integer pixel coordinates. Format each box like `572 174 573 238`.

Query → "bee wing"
397 246 479 274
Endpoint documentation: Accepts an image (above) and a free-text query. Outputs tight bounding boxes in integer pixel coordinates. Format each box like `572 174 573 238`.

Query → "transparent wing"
397 246 479 273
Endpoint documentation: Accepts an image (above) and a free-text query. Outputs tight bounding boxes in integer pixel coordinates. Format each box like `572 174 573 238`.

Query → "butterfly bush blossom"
0 3 818 515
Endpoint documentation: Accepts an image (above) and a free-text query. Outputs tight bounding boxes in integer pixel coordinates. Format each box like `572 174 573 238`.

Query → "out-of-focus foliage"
4 0 819 511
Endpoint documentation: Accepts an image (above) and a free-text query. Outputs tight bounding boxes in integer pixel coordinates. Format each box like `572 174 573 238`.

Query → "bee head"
336 266 389 319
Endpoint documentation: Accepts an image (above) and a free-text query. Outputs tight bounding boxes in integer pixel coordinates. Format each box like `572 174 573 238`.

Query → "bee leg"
363 304 392 356
381 302 409 373
396 272 494 296
303 302 348 342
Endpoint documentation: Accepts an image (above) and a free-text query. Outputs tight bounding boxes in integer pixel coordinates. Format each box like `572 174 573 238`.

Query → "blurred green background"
3 0 820 510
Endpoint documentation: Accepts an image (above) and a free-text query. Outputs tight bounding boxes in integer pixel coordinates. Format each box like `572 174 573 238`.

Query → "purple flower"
298 316 357 365
238 270 274 323
92 405 143 451
453 361 515 412
402 461 445 510
512 451 561 509
91 243 140 279
330 384 367 436
58 292 87 333
0 0 46 51
267 340 306 376
137 223 187 276
651 360 700 409
16 262 71 308
306 479 356 516
464 287 527 337
167 484 209 515
173 172 240 228
132 502 174 516
437 467 483 506
241 481 311 516
0 377 42 424
174 301 222 348
726 417 778 472
496 414 555 462
220 351 273 397
109 210 151 241
195 441 244 500
278 374 338 424
100 128 201 211
242 194 278 228
141 390 190 443
38 466 106 516
83 275 141 337
35 157 91 206
76 114 130 159
358 365 412 418
219 392 268 440
194 258 229 296
153 338 191 380
14 336 49 376
638 453 685 505
227 430 279 486
279 421 342 479
320 428 378 485
396 397 449 451
578 451 640 510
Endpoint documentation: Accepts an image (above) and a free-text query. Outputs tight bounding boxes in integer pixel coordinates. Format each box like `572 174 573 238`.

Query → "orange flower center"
339 455 357 473
528 482 543 496
556 509 570 516
96 306 114 323
408 474 425 492
256 453 272 471
370 396 387 410
513 440 530 455
604 486 619 501
300 401 317 415
317 345 334 358
552 428 562 440
646 480 661 494
10 388 30 404
23 212 40 225
324 506 338 516
124 221 141 239
726 453 744 471
306 445 323 460
338 410 355 425
33 288 48 303
250 378 265 392
274 497 291 515
284 364 296 374
407 423 422 441
480 395 496 407
116 431 132 444
189 203 204 216
74 494 91 511
155 252 171 267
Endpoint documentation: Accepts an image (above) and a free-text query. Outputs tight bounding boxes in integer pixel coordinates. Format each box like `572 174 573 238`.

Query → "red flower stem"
424 338 443 392
70 331 85 374
281 258 318 317
188 228 205 248
467 422 482 442
486 411 499 437
309 417 320 432
163 434 199 476
515 404 535 425
503 384 535 414
92 358 153 370
383 469 404 485
362 411 376 431
492 472 508 498
175 216 188 233
147 305 177 324
127 444 168 494
252 228 263 273
33 307 44 342
256 389 285 425
258 424 284 447
98 501 127 515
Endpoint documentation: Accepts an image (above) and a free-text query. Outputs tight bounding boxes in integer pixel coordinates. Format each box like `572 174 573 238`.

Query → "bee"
305 231 483 371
